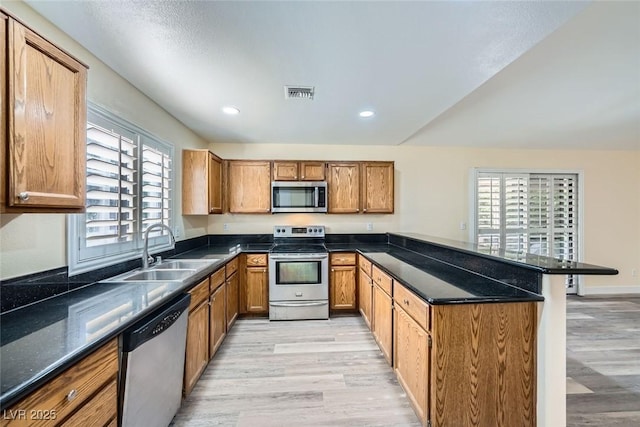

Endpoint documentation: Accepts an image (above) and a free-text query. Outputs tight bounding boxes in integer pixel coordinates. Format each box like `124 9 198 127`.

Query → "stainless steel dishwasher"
120 293 190 427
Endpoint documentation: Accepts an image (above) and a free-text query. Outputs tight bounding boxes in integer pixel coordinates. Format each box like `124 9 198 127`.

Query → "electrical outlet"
459 222 467 230
173 226 182 238
223 223 229 231
632 268 638 277
366 223 373 231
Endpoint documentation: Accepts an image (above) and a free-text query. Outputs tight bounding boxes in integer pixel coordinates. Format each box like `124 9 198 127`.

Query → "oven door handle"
268 254 328 260
269 301 328 307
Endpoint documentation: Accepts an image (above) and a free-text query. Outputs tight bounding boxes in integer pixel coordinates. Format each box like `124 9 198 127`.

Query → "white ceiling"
25 1 640 149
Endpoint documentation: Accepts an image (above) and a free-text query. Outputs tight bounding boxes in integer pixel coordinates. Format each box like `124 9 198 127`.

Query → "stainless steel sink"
101 258 221 283
116 269 196 282
153 259 220 270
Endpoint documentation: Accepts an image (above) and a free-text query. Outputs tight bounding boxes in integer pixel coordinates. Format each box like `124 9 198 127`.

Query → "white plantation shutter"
68 104 174 275
475 171 579 290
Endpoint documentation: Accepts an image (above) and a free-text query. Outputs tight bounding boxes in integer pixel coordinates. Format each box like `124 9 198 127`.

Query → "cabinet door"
184 301 209 396
245 266 269 313
358 270 373 329
361 162 394 214
208 152 223 213
226 272 239 328
330 265 357 310
227 161 271 213
394 307 429 425
5 19 87 211
182 150 208 215
372 285 393 365
272 161 298 181
327 162 360 213
300 162 325 181
209 283 226 358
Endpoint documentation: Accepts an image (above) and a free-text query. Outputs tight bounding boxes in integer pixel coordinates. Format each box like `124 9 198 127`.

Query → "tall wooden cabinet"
327 162 394 214
1 12 88 213
329 253 357 311
227 160 271 213
182 149 223 214
361 162 394 213
327 162 360 213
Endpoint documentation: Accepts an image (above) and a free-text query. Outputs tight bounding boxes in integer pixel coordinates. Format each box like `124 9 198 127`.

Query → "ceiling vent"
284 85 315 100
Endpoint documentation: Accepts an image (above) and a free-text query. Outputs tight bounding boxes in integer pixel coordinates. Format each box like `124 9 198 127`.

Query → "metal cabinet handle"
67 389 78 402
18 192 29 201
404 299 410 305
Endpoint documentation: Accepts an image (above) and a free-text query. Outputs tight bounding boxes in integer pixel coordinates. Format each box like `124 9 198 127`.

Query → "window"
68 104 174 275
473 170 580 291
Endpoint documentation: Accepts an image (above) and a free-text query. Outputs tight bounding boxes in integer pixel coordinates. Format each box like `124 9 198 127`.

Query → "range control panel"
273 225 325 238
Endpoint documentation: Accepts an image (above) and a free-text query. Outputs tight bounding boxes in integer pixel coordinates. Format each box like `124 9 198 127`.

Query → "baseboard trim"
580 285 640 296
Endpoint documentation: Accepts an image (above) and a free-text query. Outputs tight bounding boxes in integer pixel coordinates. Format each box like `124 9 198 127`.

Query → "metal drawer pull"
18 192 29 201
404 299 409 305
67 389 78 402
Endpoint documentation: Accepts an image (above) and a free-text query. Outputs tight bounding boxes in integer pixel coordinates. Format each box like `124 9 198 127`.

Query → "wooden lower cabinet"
394 305 430 424
358 269 373 329
184 280 210 396
226 271 239 328
245 266 269 313
2 339 118 427
393 282 537 427
372 284 393 365
209 281 226 359
330 265 357 310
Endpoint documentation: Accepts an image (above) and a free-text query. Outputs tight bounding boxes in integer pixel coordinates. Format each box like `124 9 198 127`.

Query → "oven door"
268 253 328 301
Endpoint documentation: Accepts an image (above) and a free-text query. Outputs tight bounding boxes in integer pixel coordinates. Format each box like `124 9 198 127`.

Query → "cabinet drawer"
63 379 117 426
4 339 118 427
330 252 356 266
358 255 372 276
372 265 393 296
246 254 268 267
394 283 430 331
226 257 239 278
210 267 225 291
189 277 210 310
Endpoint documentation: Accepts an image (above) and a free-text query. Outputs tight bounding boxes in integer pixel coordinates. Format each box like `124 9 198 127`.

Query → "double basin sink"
102 259 221 283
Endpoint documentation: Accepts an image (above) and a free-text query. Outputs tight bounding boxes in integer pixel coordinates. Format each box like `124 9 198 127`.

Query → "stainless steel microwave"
271 181 327 213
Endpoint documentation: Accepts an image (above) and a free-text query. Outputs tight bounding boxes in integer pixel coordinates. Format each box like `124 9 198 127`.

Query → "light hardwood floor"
171 316 421 426
172 296 640 426
567 296 640 427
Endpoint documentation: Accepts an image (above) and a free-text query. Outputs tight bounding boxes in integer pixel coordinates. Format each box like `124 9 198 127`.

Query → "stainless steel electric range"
268 225 329 320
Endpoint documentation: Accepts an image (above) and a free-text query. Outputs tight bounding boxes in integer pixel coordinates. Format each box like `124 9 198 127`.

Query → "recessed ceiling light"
222 106 240 115
359 110 375 118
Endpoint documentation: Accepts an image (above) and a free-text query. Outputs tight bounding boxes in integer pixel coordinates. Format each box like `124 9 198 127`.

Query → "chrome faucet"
142 223 175 269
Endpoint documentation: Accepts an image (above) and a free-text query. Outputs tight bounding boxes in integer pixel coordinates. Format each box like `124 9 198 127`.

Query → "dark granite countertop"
362 251 543 304
392 232 619 275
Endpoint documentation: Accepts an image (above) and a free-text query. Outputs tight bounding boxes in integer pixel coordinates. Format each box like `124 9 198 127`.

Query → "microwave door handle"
314 187 319 208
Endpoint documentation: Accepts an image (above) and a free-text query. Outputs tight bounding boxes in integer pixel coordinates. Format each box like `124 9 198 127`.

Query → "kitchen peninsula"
0 232 617 427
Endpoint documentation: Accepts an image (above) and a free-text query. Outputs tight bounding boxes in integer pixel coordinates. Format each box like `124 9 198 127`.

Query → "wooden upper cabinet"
2 15 88 212
227 160 271 213
362 161 394 214
327 162 360 213
272 161 298 181
182 150 223 215
299 162 325 181
272 161 326 181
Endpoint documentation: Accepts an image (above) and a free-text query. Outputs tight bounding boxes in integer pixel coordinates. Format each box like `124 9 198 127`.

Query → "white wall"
0 1 209 279
210 143 640 292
